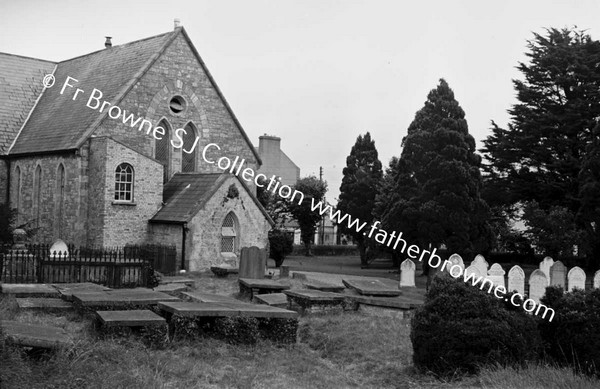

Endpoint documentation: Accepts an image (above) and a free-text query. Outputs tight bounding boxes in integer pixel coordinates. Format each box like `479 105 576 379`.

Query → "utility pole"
319 166 324 245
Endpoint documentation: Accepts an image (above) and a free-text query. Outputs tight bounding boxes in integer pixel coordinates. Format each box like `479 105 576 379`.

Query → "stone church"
0 23 273 271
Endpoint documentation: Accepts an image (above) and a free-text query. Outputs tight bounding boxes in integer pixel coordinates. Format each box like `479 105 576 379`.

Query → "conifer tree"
337 132 383 266
287 176 327 256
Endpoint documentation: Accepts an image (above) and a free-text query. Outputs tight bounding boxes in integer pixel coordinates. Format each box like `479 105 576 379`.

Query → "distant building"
256 135 300 186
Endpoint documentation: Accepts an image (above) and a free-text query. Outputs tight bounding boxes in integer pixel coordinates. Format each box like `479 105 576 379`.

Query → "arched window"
114 163 134 202
55 164 66 236
155 119 171 183
33 165 42 228
221 212 239 253
182 122 199 172
15 166 21 224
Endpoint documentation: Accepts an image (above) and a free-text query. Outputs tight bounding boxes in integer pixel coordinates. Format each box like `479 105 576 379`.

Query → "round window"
169 95 187 115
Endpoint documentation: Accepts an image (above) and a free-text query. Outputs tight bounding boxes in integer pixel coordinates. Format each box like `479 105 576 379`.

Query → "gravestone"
567 266 586 292
487 263 506 288
49 239 69 258
464 265 482 279
446 254 465 275
593 270 600 289
549 261 567 288
399 259 416 287
539 256 554 285
471 255 488 276
238 246 266 279
507 265 525 295
528 269 548 303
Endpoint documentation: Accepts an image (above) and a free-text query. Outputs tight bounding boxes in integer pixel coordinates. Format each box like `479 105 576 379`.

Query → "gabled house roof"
149 172 274 225
5 28 262 165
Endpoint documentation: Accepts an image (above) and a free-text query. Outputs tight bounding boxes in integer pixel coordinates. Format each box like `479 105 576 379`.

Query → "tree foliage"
377 79 492 258
337 132 383 265
287 176 327 255
578 121 600 266
0 203 17 244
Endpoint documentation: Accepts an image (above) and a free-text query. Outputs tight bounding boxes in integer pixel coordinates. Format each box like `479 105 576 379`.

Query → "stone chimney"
174 18 181 29
105 36 112 48
258 134 282 157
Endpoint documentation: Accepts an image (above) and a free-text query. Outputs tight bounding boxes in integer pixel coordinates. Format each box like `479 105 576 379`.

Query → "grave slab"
304 280 345 293
182 291 239 303
0 283 60 298
284 289 346 314
211 266 239 277
0 320 72 349
342 278 401 296
239 278 290 299
158 276 195 286
153 283 189 295
51 283 111 301
254 293 288 308
158 300 298 319
72 288 180 308
16 298 73 311
96 309 166 327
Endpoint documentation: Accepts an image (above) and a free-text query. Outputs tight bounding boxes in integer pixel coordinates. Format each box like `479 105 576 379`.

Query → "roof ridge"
58 30 174 64
0 52 56 64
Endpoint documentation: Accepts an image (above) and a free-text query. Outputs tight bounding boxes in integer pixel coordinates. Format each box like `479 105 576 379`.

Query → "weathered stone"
471 255 488 276
528 269 548 303
72 288 179 308
182 291 239 303
238 278 290 299
446 254 465 276
594 270 600 289
567 266 586 292
549 261 567 288
539 256 554 285
342 278 401 296
0 283 60 298
284 289 346 315
487 263 506 288
153 283 189 295
158 300 298 319
254 293 288 308
96 309 166 327
238 246 267 279
464 265 482 279
0 320 72 349
49 239 69 257
304 280 345 293
16 298 73 312
52 282 111 301
507 265 525 295
399 259 416 287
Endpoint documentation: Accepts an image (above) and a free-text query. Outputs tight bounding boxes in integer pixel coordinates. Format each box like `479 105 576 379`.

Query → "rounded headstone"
49 239 69 257
507 265 525 295
567 266 586 292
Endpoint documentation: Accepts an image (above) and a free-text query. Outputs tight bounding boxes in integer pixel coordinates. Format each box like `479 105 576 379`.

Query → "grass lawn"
1 271 599 388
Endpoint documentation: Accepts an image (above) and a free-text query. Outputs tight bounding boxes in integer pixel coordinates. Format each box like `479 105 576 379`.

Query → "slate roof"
150 173 274 225
8 31 176 155
0 53 56 154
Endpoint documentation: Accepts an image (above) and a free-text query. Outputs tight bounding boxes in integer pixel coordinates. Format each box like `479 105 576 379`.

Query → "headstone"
446 254 465 275
238 246 267 279
539 256 554 285
400 259 416 287
464 265 482 279
528 269 548 303
567 266 586 292
49 239 69 258
549 261 567 288
507 265 525 295
487 263 506 288
594 270 600 289
471 254 488 276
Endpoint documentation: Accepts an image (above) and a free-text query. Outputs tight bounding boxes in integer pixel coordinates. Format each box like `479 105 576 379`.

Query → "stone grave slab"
254 293 288 308
211 266 239 277
507 265 525 295
158 276 195 286
51 282 111 301
284 289 346 315
239 278 290 299
304 280 345 293
0 283 60 298
72 288 180 308
96 309 166 327
0 320 72 349
529 269 548 303
539 256 554 285
446 254 465 275
239 246 267 279
594 270 600 289
182 291 239 303
342 278 401 296
549 261 567 288
399 259 416 287
158 300 297 319
567 266 586 292
471 255 489 276
153 283 189 295
487 263 506 288
16 298 73 312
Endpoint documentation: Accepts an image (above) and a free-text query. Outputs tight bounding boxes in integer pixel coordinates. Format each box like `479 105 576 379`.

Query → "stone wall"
8 151 88 245
0 159 7 206
148 223 183 269
186 176 270 271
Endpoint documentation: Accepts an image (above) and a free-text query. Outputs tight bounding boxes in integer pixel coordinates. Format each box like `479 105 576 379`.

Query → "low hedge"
291 244 359 256
410 274 542 377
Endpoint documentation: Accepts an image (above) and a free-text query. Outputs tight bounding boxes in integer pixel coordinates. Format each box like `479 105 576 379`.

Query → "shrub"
539 286 600 376
410 274 542 377
268 229 293 267
291 244 359 256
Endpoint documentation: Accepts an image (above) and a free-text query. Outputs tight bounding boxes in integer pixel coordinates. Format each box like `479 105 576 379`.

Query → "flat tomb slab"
239 278 290 290
72 288 180 307
342 278 401 296
254 293 288 308
347 294 423 309
0 284 60 298
182 291 239 303
304 280 345 293
51 282 111 301
158 301 298 319
159 276 195 286
96 310 166 327
16 298 73 311
211 266 239 277
0 320 71 349
153 283 189 294
284 289 346 302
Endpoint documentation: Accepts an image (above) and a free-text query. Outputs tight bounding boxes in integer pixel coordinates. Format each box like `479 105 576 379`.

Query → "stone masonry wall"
186 176 270 271
93 32 259 193
0 160 7 206
147 223 182 269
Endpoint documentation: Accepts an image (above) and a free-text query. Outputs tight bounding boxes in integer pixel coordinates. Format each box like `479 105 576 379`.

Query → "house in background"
256 135 300 186
0 22 272 271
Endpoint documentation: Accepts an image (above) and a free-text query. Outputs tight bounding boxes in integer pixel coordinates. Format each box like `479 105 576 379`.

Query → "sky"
2 0 600 203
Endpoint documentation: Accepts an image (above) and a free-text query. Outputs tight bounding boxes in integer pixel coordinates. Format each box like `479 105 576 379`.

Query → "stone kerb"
528 269 548 303
399 259 416 287
471 255 488 276
238 246 266 279
549 261 567 288
487 263 506 288
539 256 554 285
507 265 525 295
567 266 586 292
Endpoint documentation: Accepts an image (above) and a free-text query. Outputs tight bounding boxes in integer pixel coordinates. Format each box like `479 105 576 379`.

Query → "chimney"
174 18 181 29
104 36 112 48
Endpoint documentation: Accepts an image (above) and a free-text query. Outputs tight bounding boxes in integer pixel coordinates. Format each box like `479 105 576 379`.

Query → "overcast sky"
2 0 599 202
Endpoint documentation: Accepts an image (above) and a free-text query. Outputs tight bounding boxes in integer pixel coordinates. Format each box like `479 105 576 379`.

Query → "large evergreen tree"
287 176 327 256
337 132 383 266
578 120 600 266
481 27 600 260
379 79 492 257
